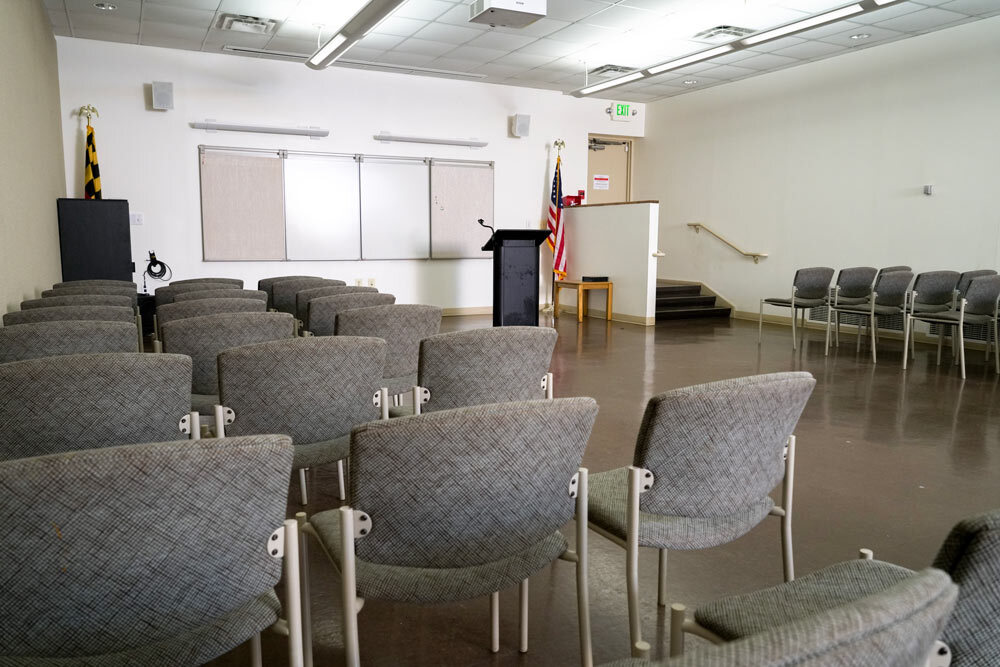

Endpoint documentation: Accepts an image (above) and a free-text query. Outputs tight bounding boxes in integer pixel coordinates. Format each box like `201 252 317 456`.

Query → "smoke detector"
693 25 754 43
217 14 279 35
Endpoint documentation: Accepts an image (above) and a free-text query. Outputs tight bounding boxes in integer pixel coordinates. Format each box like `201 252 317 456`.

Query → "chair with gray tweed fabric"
272 278 348 316
822 267 877 348
53 279 137 289
878 264 913 278
173 288 267 303
0 353 192 460
21 293 133 310
602 568 956 667
334 304 443 395
0 320 138 363
3 304 135 326
393 326 557 418
955 270 998 301
153 282 241 308
758 267 834 350
299 398 598 666
904 275 1000 380
668 508 1000 665
0 435 305 667
825 269 913 363
153 297 266 344
159 311 295 419
304 292 395 337
43 284 138 307
257 275 322 309
170 277 244 287
902 271 961 357
218 336 387 505
295 285 377 325
586 372 816 659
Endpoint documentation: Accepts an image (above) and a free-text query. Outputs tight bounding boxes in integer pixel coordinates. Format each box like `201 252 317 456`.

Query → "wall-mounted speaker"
509 114 530 138
152 81 174 110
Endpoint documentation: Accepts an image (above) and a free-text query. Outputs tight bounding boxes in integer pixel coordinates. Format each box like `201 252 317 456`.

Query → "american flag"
547 156 566 278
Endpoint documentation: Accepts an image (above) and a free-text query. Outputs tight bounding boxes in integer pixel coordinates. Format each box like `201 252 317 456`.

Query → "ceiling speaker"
510 114 530 138
152 81 174 111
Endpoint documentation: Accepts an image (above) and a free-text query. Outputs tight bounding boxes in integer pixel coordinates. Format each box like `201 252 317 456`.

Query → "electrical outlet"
129 212 144 226
355 278 362 286
367 278 376 287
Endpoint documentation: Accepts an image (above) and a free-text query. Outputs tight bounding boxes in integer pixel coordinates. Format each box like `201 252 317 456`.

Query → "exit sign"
610 102 635 122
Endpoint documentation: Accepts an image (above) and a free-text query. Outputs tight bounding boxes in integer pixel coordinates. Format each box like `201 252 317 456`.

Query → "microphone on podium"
477 218 495 242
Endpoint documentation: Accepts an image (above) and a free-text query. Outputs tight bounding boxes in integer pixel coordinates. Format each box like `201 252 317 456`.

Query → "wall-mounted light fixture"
189 121 329 138
373 132 488 148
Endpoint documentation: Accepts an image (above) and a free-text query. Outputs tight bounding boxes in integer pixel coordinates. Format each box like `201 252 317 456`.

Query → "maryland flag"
84 124 102 199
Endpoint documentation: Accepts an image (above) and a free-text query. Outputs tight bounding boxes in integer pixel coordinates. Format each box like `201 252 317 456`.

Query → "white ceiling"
46 0 1000 101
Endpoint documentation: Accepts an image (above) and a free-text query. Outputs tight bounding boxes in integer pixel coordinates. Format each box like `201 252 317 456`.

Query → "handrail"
687 223 768 264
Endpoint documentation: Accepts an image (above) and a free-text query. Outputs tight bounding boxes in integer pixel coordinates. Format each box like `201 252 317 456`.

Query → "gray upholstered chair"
604 568 956 667
272 278 347 316
3 304 135 326
299 398 598 666
159 311 295 418
758 267 834 350
955 270 998 303
153 297 266 344
53 279 136 289
43 284 137 307
257 275 322 310
0 435 305 667
170 277 244 287
669 508 1000 666
21 293 133 309
295 285 377 324
219 336 387 505
586 372 816 658
823 266 877 347
825 269 913 363
173 288 267 303
903 271 961 356
904 275 1000 379
154 282 241 308
305 292 395 337
878 264 913 279
0 353 192 460
334 304 443 396
397 326 557 417
0 320 138 363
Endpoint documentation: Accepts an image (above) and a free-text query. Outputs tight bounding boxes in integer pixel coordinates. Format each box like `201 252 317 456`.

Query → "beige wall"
0 0 65 313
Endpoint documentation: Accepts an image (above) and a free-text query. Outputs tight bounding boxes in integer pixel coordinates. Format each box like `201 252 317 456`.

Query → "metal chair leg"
903 314 911 370
657 549 668 607
299 468 308 506
337 460 346 501
824 306 832 356
250 634 262 667
757 300 764 345
490 591 500 653
959 324 966 379
626 467 650 658
296 513 313 667
870 316 878 364
669 604 686 657
519 578 529 653
791 305 797 351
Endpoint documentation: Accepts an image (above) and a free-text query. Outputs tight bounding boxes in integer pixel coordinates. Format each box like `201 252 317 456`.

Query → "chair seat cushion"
694 559 914 640
293 434 350 469
834 304 903 316
763 297 826 308
191 393 219 416
913 310 994 325
308 511 567 604
15 591 280 666
587 467 774 550
827 295 870 305
911 303 951 314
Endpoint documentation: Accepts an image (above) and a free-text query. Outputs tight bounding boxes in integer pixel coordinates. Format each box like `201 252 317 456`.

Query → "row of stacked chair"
760 266 1000 377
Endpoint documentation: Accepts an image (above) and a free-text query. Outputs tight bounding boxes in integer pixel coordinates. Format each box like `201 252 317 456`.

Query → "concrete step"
656 284 701 297
656 306 732 321
657 294 717 308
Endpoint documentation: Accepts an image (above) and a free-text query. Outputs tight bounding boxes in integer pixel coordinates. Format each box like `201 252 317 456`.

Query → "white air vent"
218 14 278 35
693 25 754 43
588 64 635 79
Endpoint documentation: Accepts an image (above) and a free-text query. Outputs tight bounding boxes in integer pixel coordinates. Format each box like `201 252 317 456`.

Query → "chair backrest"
0 321 138 363
956 270 998 297
161 312 295 395
156 298 266 330
879 265 912 276
307 292 396 336
932 508 1000 663
350 398 597 568
173 288 267 303
660 569 956 667
961 276 1000 316
416 327 557 413
0 435 292 660
272 278 348 315
154 282 241 308
53 279 136 289
219 337 386 445
21 293 133 309
836 266 878 299
634 372 815 518
43 285 137 307
873 270 914 307
791 267 834 299
170 277 244 287
335 304 443 390
296 285 378 322
257 275 322 309
912 271 961 306
3 305 135 326
0 353 191 460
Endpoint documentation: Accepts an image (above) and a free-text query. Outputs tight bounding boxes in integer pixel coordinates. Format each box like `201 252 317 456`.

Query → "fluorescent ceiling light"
308 34 347 66
579 71 645 96
647 44 734 75
306 0 409 69
743 4 864 45
873 0 902 4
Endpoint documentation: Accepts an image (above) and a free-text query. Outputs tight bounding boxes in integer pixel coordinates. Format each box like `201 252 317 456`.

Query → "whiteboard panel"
430 162 493 259
360 158 430 260
285 154 361 260
200 150 285 261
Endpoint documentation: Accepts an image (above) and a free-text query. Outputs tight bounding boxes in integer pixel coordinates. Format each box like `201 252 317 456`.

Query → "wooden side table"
554 280 613 323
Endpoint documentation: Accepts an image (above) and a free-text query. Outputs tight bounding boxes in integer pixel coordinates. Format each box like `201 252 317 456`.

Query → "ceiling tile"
69 11 140 34
435 3 490 28
141 21 208 40
548 22 621 43
445 44 510 62
617 0 693 15
44 0 65 9
584 4 655 29
517 37 584 57
774 0 858 12
490 17 572 37
640 83 686 96
468 30 536 50
735 52 799 70
655 73 722 87
706 49 763 65
425 57 483 72
48 9 70 28
938 0 1000 15
371 16 429 37
769 39 847 59
860 1 927 23
341 46 386 61
393 37 456 56
359 32 406 50
145 0 222 9
141 5 215 27
394 0 454 21
490 51 557 67
742 36 807 54
817 25 906 46
692 63 758 80
544 0 610 22
65 0 142 20
508 67 567 82
217 0 298 20
374 50 437 66
792 18 865 40
870 6 968 32
471 62 523 77
262 36 316 54
411 22 481 44
203 29 269 48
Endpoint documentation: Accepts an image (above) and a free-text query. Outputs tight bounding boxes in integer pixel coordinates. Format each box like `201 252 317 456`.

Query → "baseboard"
557 305 654 326
442 307 492 317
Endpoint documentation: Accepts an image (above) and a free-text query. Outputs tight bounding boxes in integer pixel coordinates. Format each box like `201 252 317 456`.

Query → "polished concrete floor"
210 314 1000 666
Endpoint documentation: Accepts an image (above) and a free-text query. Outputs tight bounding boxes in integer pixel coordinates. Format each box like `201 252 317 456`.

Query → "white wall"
56 38 643 310
633 16 1000 315
1 0 66 312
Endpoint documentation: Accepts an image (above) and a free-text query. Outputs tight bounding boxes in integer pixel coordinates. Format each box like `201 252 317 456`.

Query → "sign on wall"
593 174 610 190
609 102 636 122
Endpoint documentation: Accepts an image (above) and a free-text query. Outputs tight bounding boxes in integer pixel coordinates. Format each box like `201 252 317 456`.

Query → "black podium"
482 229 550 327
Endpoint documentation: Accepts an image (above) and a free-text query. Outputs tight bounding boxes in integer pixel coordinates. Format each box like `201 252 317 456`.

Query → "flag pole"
542 139 565 317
